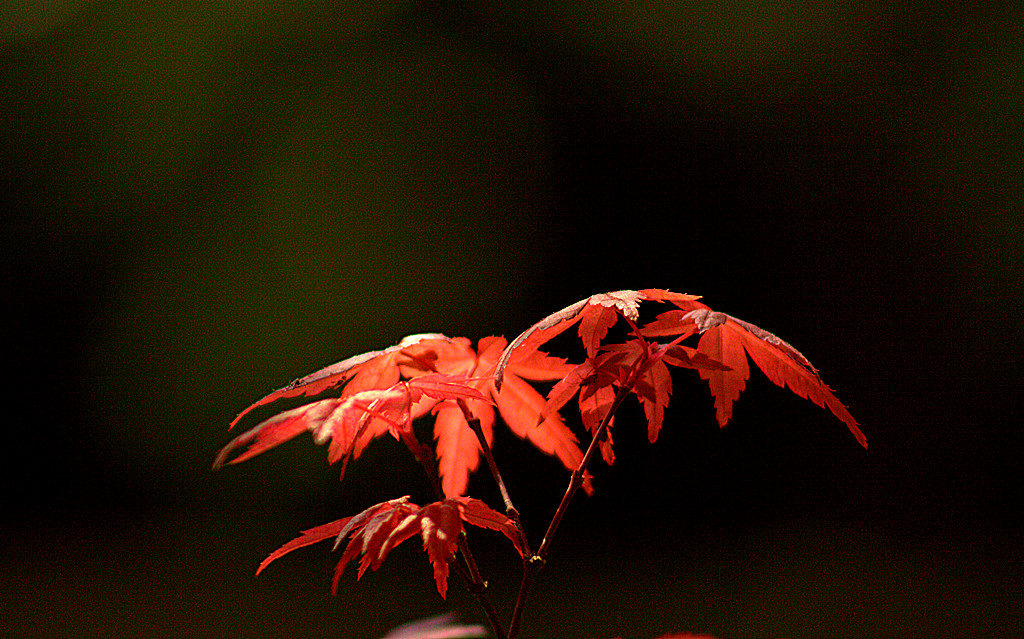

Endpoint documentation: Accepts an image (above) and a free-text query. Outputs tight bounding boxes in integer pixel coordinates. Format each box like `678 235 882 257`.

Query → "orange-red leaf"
495 289 701 389
634 357 672 443
494 373 591 493
228 333 450 428
580 383 617 464
477 336 591 494
636 288 703 308
213 398 340 469
330 497 521 598
695 321 750 428
541 359 598 422
433 401 494 499
660 344 731 372
450 496 524 556
256 517 353 576
600 340 675 443
482 336 574 382
578 304 620 358
408 373 494 404
638 309 705 338
334 497 419 585
216 374 490 475
494 291 645 389
693 311 866 447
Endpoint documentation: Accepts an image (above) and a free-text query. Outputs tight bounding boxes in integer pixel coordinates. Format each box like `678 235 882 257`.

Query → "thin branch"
509 378 637 639
456 399 533 557
507 555 543 639
402 419 508 639
400 430 446 500
457 532 508 639
536 382 632 559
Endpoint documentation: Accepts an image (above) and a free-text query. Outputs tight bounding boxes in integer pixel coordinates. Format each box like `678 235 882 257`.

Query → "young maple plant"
215 289 865 639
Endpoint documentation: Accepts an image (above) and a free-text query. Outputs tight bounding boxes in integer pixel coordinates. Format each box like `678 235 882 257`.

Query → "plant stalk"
508 379 636 639
457 532 508 639
456 399 532 556
404 422 508 639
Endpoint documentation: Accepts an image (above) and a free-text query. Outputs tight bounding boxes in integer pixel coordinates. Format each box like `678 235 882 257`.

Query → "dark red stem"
508 376 638 639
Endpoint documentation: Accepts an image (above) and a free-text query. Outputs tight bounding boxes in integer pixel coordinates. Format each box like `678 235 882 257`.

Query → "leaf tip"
852 424 868 448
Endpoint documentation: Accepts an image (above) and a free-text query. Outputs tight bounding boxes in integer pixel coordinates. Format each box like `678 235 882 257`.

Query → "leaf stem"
456 532 508 639
536 381 632 559
507 555 542 639
456 399 532 557
509 379 636 639
400 430 446 500
403 421 508 639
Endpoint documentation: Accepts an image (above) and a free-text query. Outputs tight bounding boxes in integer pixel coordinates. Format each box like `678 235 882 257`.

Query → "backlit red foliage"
216 288 863 639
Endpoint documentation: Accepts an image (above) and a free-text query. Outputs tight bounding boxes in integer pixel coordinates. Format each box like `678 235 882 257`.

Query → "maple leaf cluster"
255 496 522 599
214 332 587 499
216 288 864 599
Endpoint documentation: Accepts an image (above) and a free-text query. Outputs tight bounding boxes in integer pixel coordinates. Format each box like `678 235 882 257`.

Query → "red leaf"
256 517 353 576
478 337 591 495
433 401 493 499
411 336 582 498
216 371 495 479
541 359 598 423
694 320 749 428
329 389 417 469
638 309 705 337
213 398 341 470
660 344 731 373
600 340 674 443
495 289 701 389
578 304 620 359
450 496 524 556
542 338 679 461
634 357 672 443
408 373 494 404
338 498 420 582
330 497 521 598
636 288 704 308
228 333 451 428
493 373 592 494
692 310 867 447
414 503 464 597
494 291 644 389
402 338 492 498
579 383 617 465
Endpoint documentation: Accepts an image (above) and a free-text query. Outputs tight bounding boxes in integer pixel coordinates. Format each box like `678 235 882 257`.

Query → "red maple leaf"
254 496 523 598
494 289 702 389
218 333 590 498
213 374 492 475
227 333 451 429
641 307 867 447
541 337 728 462
490 289 724 463
425 336 590 498
255 517 353 577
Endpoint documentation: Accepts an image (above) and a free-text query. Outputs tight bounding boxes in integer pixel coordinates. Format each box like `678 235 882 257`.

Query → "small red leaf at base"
256 517 354 576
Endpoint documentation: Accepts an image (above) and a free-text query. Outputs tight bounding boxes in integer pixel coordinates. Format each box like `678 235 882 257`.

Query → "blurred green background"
2 2 1021 637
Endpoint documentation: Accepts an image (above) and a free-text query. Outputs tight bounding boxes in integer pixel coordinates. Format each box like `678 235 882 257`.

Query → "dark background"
2 2 1021 638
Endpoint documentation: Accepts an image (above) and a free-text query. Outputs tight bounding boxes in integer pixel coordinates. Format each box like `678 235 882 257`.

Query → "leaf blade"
256 517 354 576
228 333 450 428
